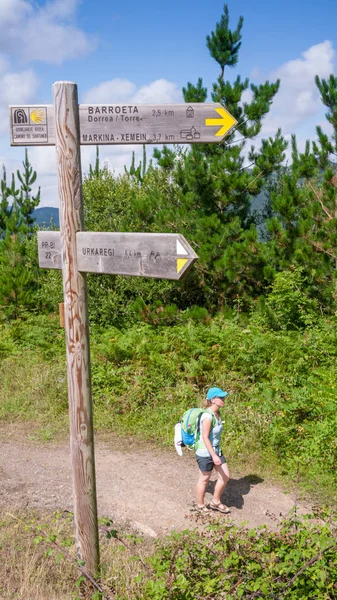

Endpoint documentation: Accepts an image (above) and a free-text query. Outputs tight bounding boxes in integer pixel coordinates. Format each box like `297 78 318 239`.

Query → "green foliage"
182 78 207 103
150 3 284 308
82 162 186 326
0 151 41 318
14 149 41 230
4 507 337 600
4 8 337 326
255 267 319 330
0 314 68 429
206 3 243 76
139 513 337 599
4 312 337 496
88 146 103 179
265 74 337 312
0 165 11 232
124 144 148 183
0 313 337 531
316 74 337 131
0 150 40 236
0 228 37 318
75 3 286 324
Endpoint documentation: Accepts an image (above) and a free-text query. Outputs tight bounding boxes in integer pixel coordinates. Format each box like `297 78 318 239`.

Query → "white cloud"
0 0 30 25
241 88 253 105
83 78 183 105
262 40 335 135
0 1 96 207
83 79 137 104
0 0 95 64
21 20 94 64
28 146 56 176
133 79 182 104
0 68 38 135
0 69 38 105
42 0 79 19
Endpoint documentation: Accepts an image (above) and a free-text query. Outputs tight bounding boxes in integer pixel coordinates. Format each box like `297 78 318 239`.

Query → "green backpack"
180 408 216 448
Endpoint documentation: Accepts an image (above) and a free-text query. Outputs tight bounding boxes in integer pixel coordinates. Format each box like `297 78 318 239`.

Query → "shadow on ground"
206 474 264 509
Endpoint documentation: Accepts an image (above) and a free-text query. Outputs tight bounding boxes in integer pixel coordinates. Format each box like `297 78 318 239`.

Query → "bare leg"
196 470 211 507
212 462 230 504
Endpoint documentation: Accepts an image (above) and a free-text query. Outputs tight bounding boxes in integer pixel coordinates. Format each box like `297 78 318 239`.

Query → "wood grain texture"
53 81 99 576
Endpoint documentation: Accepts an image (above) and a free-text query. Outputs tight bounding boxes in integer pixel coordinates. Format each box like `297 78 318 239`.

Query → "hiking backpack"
180 408 216 448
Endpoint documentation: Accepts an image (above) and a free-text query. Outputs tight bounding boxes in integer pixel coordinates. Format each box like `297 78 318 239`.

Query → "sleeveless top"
195 411 223 458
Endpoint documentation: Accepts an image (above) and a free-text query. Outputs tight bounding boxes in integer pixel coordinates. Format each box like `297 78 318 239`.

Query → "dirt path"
0 424 309 538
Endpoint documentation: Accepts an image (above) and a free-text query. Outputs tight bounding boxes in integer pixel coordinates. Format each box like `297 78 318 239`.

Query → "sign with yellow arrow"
205 106 237 137
38 231 198 280
10 102 237 146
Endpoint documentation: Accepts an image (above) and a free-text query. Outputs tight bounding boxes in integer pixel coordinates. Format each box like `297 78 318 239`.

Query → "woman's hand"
212 454 222 466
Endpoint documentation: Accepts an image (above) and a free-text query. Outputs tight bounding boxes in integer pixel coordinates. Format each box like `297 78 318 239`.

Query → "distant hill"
33 207 59 229
31 193 267 233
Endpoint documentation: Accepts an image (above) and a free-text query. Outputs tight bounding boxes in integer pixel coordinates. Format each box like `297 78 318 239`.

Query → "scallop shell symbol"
30 108 45 124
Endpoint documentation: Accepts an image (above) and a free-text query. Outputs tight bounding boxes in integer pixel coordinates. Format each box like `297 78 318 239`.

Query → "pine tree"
0 165 11 233
0 214 36 319
0 149 40 236
0 151 40 318
153 3 287 309
124 144 148 183
13 149 41 231
88 146 105 180
266 75 337 311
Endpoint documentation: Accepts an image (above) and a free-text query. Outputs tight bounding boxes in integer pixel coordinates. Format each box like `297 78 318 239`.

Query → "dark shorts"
196 454 227 472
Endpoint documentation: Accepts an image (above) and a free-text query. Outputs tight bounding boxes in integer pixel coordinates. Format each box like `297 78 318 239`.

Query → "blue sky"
1 0 336 206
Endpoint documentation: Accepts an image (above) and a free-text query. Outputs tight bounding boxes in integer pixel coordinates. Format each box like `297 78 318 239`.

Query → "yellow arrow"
205 107 237 137
177 258 188 273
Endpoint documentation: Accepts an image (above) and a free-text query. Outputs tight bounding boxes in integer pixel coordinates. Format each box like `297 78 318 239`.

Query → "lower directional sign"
38 231 198 280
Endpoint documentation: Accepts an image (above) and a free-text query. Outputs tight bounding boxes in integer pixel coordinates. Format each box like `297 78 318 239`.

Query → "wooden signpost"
37 230 198 279
9 102 237 146
9 83 236 580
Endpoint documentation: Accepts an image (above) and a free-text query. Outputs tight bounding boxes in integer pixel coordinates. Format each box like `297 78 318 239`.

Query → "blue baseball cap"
206 387 228 400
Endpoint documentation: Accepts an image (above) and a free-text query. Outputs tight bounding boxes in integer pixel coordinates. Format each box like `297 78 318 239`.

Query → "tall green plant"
0 223 36 318
0 151 41 317
153 3 287 309
0 150 40 235
265 74 337 313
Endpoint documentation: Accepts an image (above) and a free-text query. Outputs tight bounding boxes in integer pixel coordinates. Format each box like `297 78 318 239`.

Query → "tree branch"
308 181 333 220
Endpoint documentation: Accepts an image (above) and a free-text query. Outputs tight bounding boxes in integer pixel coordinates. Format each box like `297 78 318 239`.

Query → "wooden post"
53 81 100 576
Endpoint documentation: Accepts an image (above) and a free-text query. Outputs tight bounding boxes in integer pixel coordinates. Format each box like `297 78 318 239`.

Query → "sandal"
209 501 230 514
195 505 210 513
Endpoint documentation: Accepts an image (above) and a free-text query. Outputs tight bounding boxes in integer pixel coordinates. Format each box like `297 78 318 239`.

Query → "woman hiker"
195 387 230 514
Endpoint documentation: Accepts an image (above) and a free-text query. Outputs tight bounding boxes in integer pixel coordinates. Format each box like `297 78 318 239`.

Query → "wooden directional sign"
38 230 198 280
9 103 237 146
38 231 62 269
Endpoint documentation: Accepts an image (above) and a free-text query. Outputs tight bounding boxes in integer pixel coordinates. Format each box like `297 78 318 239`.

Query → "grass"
0 510 154 600
0 352 68 427
0 511 77 600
